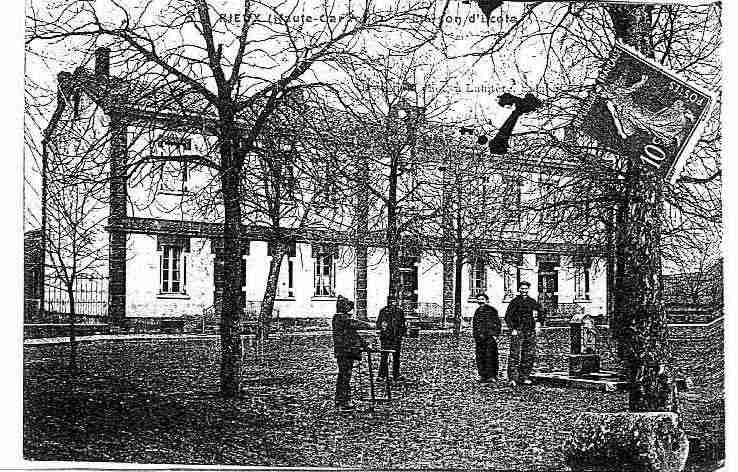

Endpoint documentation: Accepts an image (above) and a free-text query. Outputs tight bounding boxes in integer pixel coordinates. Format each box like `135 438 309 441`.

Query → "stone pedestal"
569 353 601 376
564 412 689 472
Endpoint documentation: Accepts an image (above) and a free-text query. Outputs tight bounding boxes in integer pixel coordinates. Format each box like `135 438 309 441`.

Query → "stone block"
564 412 689 472
569 353 601 376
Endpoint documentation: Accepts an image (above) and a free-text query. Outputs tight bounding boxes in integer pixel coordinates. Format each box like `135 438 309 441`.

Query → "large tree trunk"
355 155 369 320
608 5 674 412
441 159 454 327
219 123 244 398
453 249 463 338
388 239 400 298
259 241 286 340
613 163 672 411
387 168 400 298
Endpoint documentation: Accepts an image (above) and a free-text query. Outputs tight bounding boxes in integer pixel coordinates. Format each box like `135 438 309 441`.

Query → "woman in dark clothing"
472 293 502 382
332 295 372 410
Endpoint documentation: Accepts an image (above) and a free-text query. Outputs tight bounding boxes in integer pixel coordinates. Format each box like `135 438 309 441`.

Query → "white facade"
124 234 607 320
42 53 611 325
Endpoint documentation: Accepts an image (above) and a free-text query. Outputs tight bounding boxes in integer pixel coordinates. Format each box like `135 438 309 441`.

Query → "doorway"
537 261 559 313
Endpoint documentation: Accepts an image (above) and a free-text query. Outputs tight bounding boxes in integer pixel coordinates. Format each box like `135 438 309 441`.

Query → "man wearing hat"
332 295 372 411
376 295 407 381
504 281 545 385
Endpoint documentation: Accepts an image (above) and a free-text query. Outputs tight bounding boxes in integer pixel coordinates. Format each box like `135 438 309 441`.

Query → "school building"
27 48 610 326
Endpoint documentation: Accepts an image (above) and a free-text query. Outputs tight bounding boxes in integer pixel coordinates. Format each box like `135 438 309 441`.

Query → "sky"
22 0 543 230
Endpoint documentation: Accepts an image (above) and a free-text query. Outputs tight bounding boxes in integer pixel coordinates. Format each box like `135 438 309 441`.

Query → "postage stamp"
577 41 715 183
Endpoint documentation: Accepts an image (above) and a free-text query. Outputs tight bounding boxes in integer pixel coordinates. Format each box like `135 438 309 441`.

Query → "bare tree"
241 100 358 338
407 137 521 335
311 52 461 315
462 3 721 410
27 0 437 397
27 79 109 373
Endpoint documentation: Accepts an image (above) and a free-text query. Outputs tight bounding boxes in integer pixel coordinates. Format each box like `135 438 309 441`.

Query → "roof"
53 60 583 173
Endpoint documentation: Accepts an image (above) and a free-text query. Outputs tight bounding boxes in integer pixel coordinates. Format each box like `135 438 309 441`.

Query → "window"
277 153 297 193
160 160 189 195
235 241 250 306
574 257 591 301
469 258 487 298
158 236 189 295
240 250 248 299
502 253 522 301
501 175 522 231
152 132 192 195
315 159 340 207
269 241 297 299
312 244 337 297
538 174 561 227
160 245 186 294
282 259 295 298
314 254 335 297
537 259 559 310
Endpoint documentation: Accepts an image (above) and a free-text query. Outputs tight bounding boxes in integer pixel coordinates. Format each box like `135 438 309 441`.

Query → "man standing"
472 293 501 382
504 281 545 386
332 295 371 411
376 295 406 381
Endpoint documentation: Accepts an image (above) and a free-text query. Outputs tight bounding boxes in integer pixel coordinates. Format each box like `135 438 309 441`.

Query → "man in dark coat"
472 293 501 382
504 281 545 385
376 295 406 381
332 295 372 410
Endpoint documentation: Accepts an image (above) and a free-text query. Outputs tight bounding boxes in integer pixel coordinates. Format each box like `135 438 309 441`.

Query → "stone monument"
569 313 601 376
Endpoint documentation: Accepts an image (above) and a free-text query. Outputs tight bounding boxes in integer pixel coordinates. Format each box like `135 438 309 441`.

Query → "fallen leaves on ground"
24 332 705 469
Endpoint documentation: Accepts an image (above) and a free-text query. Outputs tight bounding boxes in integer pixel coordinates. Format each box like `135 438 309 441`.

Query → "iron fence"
195 300 281 334
44 277 108 321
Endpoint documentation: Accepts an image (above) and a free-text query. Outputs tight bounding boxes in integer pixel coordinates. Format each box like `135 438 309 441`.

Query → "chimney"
95 47 110 81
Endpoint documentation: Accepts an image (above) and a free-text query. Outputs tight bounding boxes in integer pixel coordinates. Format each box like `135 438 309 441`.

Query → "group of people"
331 281 545 411
331 295 407 411
472 281 545 385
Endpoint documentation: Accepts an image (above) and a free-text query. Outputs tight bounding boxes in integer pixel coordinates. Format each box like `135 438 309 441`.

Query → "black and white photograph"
19 0 725 470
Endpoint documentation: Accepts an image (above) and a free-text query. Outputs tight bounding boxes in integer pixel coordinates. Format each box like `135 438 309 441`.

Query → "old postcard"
21 1 724 470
